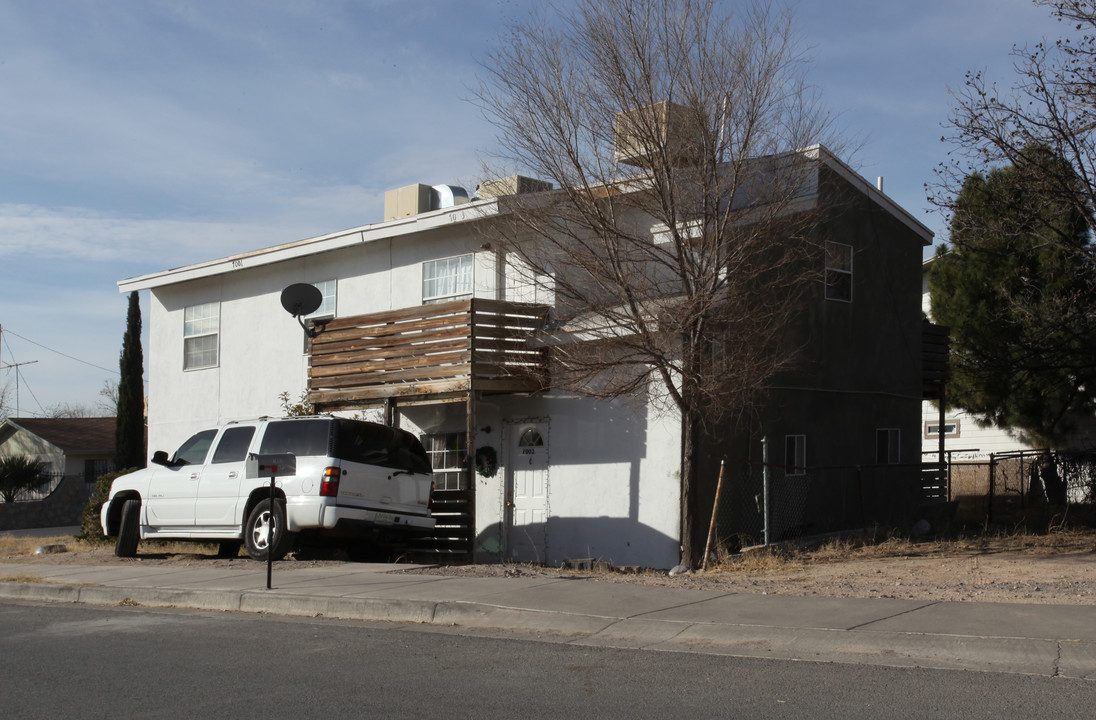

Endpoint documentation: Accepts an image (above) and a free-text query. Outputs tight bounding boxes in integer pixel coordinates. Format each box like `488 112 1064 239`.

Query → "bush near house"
79 469 135 542
0 455 50 503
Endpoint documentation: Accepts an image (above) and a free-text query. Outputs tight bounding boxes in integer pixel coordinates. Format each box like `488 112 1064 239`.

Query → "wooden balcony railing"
307 298 550 410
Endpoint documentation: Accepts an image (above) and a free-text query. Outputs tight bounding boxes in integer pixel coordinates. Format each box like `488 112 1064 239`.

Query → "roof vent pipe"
430 185 469 210
877 176 884 192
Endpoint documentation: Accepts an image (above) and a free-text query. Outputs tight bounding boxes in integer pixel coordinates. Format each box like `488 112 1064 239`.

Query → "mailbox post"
247 452 296 589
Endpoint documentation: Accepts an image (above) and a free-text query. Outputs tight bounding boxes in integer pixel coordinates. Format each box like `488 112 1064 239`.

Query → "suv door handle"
189 472 200 480
228 471 238 479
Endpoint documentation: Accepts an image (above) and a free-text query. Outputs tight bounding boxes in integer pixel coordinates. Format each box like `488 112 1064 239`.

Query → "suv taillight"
428 480 435 511
320 467 340 497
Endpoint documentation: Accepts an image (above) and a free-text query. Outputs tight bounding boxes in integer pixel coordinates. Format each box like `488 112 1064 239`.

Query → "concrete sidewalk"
2 559 1095 679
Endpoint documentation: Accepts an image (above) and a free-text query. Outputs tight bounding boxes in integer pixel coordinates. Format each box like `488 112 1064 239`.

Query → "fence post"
988 454 997 525
762 436 770 547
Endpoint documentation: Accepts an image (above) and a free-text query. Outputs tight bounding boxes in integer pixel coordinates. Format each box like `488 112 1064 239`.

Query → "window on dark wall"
876 428 900 464
785 434 806 476
824 241 853 302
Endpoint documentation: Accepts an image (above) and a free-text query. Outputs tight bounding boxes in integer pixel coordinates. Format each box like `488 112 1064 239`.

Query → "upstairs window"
307 279 337 319
423 254 473 304
183 302 220 370
825 242 853 302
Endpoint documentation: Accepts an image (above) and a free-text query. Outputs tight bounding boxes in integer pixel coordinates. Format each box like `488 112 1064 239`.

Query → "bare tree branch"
473 0 841 566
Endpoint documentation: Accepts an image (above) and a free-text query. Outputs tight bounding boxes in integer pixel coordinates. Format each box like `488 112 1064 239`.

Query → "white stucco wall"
144 225 498 456
489 393 680 569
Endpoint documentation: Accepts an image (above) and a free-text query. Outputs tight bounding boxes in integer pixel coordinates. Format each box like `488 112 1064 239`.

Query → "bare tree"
935 0 1096 248
475 0 840 566
98 379 119 416
44 402 96 418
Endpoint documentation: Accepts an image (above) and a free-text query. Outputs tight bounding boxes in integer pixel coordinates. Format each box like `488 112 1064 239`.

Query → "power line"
0 327 115 374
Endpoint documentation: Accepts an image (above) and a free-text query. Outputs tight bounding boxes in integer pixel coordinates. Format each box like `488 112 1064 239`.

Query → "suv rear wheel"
244 498 294 561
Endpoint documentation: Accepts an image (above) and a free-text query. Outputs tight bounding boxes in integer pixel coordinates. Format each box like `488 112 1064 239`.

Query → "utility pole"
1 323 38 417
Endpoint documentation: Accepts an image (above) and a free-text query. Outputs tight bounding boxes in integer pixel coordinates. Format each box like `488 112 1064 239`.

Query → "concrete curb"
4 579 1096 679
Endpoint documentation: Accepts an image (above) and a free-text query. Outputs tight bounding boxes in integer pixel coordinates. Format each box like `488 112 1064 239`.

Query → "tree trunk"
680 405 704 568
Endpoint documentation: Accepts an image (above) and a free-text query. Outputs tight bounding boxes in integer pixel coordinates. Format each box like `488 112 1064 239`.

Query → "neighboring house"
0 416 115 531
920 257 1034 461
118 146 930 568
0 417 116 483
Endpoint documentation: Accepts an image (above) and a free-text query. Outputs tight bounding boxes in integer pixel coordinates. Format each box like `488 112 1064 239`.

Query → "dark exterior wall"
701 165 929 542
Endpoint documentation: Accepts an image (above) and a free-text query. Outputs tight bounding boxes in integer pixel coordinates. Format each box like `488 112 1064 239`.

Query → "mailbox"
246 452 296 479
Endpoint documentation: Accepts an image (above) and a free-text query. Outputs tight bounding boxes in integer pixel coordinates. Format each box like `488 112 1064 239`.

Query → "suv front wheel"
244 498 294 561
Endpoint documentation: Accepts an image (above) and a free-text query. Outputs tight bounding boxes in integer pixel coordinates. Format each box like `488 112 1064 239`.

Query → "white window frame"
785 434 806 477
825 241 853 302
876 428 901 465
306 279 336 320
183 302 220 370
423 254 474 304
924 419 960 439
422 431 467 491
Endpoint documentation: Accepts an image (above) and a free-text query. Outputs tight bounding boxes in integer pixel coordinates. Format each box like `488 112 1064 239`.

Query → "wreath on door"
475 446 498 478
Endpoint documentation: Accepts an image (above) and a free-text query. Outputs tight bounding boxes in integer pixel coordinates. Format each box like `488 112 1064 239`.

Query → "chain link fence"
705 459 922 553
705 448 1096 555
946 450 1096 525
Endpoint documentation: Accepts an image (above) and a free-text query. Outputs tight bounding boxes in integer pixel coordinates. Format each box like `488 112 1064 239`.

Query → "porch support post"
938 381 946 500
465 298 478 560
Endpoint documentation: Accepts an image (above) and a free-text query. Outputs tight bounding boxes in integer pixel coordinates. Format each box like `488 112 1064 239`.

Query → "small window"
172 429 219 466
825 242 852 302
518 428 545 447
422 432 467 491
83 458 111 482
184 302 220 369
306 279 336 319
924 419 960 439
876 428 901 464
785 434 806 476
423 254 474 304
211 426 257 464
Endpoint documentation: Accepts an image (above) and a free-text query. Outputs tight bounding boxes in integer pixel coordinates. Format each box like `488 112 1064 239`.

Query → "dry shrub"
709 545 804 575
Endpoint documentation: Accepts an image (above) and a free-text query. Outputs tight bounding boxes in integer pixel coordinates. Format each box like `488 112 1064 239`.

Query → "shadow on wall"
474 516 679 570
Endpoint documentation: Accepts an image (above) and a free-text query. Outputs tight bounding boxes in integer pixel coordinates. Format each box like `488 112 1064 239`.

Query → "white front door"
507 421 548 562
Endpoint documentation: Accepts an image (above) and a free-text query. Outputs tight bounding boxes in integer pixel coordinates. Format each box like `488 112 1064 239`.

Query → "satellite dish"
280 283 322 317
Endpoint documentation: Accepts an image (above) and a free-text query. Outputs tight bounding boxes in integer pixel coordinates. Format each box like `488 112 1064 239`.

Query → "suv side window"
173 429 218 466
211 426 257 464
259 419 332 457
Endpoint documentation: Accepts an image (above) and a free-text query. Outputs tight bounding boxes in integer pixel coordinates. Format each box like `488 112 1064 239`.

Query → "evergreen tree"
929 149 1096 448
115 291 145 469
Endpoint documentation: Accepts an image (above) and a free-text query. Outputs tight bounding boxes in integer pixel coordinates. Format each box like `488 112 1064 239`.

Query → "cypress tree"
115 291 145 469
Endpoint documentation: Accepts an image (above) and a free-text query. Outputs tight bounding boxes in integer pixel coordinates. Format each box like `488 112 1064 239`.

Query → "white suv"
101 417 435 561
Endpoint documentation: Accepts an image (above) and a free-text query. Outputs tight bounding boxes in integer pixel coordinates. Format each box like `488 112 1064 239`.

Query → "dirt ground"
3 531 1095 606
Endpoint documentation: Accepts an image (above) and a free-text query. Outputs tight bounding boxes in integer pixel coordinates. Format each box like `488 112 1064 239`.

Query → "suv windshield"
334 420 432 474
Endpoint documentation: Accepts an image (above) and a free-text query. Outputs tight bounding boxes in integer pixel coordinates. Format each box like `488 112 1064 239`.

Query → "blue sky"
0 0 1067 416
